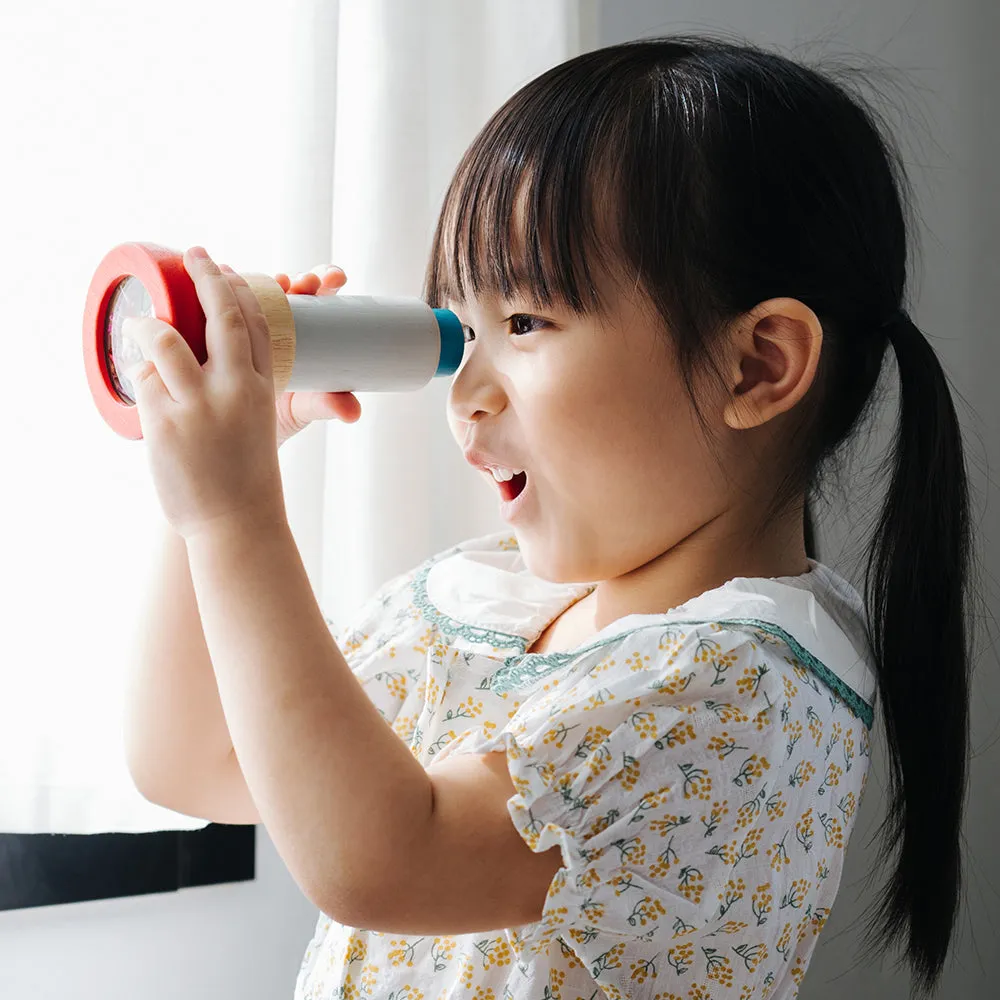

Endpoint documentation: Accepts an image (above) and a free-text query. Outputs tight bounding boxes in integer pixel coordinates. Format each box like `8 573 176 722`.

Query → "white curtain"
0 0 597 834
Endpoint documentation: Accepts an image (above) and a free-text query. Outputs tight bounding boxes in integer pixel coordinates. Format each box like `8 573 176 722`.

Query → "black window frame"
0 823 255 911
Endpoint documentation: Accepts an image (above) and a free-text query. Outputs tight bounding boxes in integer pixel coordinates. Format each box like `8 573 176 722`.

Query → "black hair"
422 31 982 996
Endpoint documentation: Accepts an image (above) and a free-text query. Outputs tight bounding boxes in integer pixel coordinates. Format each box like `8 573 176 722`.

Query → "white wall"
0 833 318 998
598 1 999 998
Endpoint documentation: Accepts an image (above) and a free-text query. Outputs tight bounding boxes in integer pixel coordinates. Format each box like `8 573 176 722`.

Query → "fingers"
121 316 203 405
183 248 259 379
217 264 273 380
273 266 346 296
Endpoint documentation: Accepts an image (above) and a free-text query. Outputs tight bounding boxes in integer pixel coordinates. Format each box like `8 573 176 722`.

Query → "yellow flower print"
587 687 617 710
344 932 367 964
338 971 359 1000
778 877 811 910
627 895 667 927
706 730 749 760
733 940 768 973
425 677 442 707
811 905 832 935
657 668 697 697
630 954 660 984
543 719 579 749
441 695 483 723
732 753 770 787
473 935 512 969
359 964 379 992
790 954 808 984
387 938 421 968
818 761 843 795
795 808 815 853
548 966 567 997
413 626 436 655
718 919 749 934
657 626 689 665
717 877 745 918
678 762 713 800
456 953 474 987
788 758 816 787
736 661 770 698
626 650 652 672
698 800 729 837
765 789 786 821
709 701 750 724
807 705 823 747
819 811 845 848
392 713 417 742
677 865 705 903
666 941 695 975
837 790 857 822
658 719 698 748
429 937 455 972
631 784 674 823
588 654 614 676
766 830 791 872
703 946 735 988
630 710 659 740
775 920 793 958
751 883 773 925
591 941 627 976
784 718 803 754
687 982 715 1000
782 672 800 701
472 987 496 1000
614 752 642 792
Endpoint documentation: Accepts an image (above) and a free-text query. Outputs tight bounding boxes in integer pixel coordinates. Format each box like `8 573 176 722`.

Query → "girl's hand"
265 264 361 447
122 247 291 540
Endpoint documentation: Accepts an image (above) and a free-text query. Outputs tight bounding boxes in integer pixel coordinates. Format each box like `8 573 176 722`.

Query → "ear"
722 298 823 431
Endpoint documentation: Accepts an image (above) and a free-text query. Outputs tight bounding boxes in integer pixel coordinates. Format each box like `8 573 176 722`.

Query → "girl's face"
445 263 738 589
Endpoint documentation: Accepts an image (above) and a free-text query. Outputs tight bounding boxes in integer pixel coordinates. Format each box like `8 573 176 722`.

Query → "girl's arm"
185 515 562 932
124 521 236 799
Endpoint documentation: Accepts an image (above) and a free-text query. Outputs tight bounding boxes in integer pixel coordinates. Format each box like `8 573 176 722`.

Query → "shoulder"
512 620 789 734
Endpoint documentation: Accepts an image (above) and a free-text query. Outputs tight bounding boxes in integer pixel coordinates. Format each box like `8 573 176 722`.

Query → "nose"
447 341 506 423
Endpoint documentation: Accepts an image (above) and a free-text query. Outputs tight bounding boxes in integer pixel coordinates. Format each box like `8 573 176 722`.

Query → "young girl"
129 31 976 1000
282 33 978 1000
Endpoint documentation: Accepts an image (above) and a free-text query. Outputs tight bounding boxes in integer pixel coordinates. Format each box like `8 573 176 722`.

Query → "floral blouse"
295 530 877 1000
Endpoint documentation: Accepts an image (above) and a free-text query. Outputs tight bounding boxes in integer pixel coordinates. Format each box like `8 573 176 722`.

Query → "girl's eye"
462 314 545 343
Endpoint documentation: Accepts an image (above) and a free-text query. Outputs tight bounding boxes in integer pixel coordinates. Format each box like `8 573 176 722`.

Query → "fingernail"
189 246 207 259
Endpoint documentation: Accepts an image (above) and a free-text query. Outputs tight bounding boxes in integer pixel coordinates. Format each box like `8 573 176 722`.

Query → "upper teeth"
487 466 523 481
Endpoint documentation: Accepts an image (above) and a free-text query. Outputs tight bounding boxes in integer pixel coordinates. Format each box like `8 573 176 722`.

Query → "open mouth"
496 470 528 502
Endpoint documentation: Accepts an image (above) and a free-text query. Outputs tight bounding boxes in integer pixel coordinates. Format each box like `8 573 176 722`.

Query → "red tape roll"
82 242 206 439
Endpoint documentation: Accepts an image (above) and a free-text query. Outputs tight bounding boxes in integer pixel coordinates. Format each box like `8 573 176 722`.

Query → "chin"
515 529 601 585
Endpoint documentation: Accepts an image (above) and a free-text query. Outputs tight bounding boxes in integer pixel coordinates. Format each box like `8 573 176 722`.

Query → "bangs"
422 68 632 318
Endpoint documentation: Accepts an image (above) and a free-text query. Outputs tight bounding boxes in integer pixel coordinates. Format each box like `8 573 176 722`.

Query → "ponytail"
858 309 973 993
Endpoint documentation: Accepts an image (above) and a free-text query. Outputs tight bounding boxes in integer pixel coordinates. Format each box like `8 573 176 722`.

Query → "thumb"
121 316 171 404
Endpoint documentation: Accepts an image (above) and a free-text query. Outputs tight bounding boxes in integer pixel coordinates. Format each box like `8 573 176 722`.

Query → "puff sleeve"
494 623 786 990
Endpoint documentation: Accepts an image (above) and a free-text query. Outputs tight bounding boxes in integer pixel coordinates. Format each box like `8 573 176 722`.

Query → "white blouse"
294 529 877 1000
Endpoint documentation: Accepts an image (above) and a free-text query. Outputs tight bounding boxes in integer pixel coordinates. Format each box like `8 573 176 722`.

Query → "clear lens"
104 276 154 404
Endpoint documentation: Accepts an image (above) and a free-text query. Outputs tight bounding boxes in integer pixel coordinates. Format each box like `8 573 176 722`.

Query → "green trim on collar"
410 554 875 729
